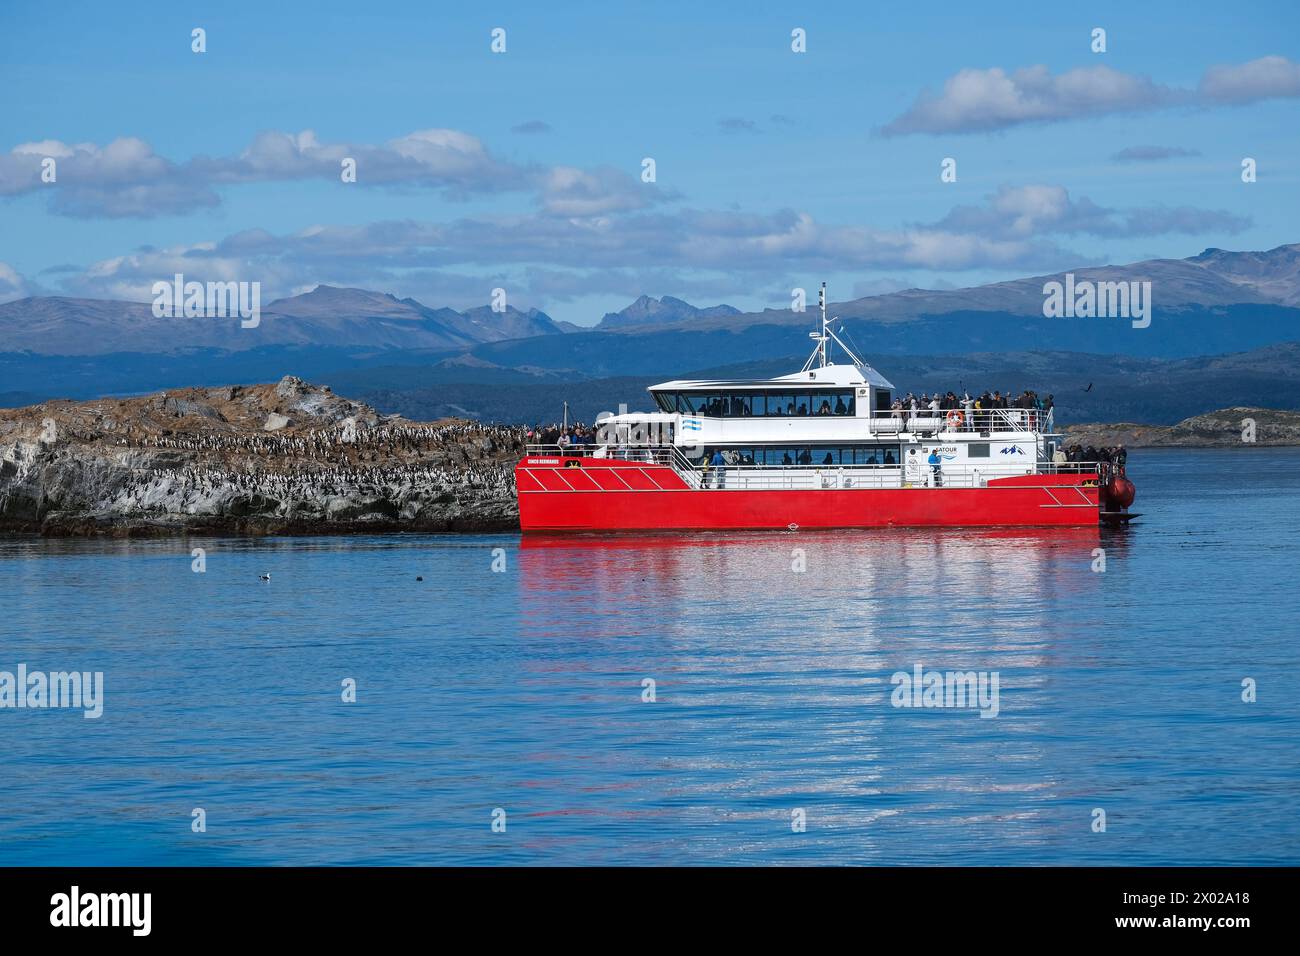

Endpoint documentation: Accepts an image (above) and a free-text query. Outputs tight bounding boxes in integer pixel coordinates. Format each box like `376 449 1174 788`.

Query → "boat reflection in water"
511 526 1134 864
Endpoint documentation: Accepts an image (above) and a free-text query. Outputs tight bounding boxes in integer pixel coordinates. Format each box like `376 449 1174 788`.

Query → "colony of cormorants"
111 421 528 511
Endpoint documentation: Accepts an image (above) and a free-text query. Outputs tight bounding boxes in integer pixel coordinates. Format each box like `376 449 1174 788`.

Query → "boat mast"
819 282 830 367
802 281 865 371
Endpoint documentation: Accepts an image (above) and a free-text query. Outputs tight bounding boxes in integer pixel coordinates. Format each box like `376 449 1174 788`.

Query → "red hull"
516 457 1101 531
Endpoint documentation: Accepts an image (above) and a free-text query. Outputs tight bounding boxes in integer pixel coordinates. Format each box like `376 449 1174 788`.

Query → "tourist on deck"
927 448 943 487
710 448 726 488
834 396 848 415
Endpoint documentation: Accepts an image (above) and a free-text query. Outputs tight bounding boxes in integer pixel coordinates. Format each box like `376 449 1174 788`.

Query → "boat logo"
682 418 702 432
1000 445 1026 456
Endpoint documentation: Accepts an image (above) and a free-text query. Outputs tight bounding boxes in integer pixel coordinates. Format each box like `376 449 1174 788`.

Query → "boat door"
904 446 924 486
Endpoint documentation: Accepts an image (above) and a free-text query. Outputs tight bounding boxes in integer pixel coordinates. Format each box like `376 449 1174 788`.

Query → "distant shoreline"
1061 407 1300 448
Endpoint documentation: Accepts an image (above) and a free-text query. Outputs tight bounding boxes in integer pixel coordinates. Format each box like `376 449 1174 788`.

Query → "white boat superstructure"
595 283 1062 491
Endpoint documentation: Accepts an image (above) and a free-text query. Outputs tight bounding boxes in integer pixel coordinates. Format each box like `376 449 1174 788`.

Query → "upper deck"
593 284 1058 448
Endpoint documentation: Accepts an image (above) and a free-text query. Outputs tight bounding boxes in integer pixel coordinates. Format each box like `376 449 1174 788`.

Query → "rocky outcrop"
0 376 524 536
1063 406 1300 448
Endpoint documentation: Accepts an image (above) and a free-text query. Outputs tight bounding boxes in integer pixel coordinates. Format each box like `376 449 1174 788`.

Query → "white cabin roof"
651 362 894 392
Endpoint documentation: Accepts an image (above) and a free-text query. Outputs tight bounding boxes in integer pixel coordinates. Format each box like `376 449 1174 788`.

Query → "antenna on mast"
819 282 829 367
802 281 867 372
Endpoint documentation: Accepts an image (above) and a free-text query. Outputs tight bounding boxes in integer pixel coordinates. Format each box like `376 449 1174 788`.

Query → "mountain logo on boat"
1000 445 1026 455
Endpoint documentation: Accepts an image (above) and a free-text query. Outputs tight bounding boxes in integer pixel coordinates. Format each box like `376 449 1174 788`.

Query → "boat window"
673 388 859 418
968 443 990 458
724 393 753 417
693 392 722 416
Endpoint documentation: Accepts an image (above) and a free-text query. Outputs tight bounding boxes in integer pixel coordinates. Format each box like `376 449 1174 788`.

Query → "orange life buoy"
945 409 964 428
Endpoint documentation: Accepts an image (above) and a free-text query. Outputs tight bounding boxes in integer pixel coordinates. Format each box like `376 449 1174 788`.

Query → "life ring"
945 409 964 429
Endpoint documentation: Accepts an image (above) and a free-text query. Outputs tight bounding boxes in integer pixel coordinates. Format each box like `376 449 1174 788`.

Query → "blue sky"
1 0 1297 324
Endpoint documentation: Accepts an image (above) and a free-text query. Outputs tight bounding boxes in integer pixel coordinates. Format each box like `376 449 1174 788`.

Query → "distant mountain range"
0 285 575 356
4 243 1297 358
597 295 741 329
2 244 1299 425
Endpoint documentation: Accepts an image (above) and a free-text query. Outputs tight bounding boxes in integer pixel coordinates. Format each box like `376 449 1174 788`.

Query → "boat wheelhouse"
516 285 1136 532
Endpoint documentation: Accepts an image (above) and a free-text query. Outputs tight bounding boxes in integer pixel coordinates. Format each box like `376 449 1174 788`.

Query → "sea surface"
1 447 1297 866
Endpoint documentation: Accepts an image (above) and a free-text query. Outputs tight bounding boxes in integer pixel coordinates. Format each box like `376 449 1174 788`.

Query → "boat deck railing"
867 407 1054 435
522 444 1102 491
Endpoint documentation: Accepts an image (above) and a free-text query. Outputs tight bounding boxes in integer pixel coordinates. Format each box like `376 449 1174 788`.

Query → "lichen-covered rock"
0 378 524 537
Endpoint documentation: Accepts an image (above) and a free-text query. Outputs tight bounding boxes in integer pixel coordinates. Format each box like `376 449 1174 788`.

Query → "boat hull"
516 458 1101 531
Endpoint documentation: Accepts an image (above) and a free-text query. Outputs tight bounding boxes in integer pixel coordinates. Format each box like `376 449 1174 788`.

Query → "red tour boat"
516 285 1136 532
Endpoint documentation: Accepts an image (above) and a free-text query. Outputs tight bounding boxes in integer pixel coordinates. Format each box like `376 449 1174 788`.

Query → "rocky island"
1062 407 1300 448
0 376 524 536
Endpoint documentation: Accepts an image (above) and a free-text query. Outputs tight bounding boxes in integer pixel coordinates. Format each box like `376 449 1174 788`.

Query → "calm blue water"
1 447 1298 865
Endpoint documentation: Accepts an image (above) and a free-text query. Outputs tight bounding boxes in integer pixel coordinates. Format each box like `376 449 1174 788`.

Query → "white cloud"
1200 55 1300 103
538 166 667 217
47 185 1247 304
0 137 217 217
930 185 1250 239
1 128 537 218
0 262 37 303
882 56 1300 136
881 64 1185 136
